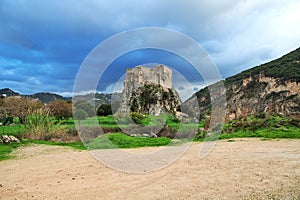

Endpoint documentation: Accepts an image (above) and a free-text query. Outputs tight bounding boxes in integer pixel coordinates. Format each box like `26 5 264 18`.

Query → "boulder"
9 135 20 143
1 135 20 144
1 135 10 143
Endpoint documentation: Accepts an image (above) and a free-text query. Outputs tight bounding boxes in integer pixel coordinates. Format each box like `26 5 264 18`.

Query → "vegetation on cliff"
226 47 300 85
129 83 181 115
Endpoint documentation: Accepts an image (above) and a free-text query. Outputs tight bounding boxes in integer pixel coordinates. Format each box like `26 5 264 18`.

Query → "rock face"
119 65 181 115
224 74 299 120
183 47 300 120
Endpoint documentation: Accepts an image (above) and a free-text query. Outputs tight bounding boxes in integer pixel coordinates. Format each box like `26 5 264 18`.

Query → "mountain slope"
184 47 300 120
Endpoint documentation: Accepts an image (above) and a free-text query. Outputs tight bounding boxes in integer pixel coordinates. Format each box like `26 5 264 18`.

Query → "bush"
130 112 148 125
47 100 72 121
194 130 207 140
256 112 266 119
97 103 112 116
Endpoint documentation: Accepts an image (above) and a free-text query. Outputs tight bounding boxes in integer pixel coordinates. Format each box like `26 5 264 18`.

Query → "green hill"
184 47 300 119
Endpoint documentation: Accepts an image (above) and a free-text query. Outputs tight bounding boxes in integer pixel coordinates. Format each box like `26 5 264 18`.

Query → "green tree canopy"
97 103 112 116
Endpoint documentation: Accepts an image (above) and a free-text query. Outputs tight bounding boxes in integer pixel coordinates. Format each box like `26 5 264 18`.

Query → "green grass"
219 115 300 140
87 132 171 149
0 143 20 161
1 125 25 137
1 114 299 161
86 134 116 149
219 127 300 140
22 139 86 150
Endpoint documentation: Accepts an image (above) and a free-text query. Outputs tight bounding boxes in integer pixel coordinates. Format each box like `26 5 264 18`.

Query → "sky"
0 0 300 100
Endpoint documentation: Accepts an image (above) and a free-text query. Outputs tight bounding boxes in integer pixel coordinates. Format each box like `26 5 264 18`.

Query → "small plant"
130 112 149 125
194 130 207 140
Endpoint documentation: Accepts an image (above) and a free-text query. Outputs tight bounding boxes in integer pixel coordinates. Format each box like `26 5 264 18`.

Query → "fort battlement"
124 65 172 89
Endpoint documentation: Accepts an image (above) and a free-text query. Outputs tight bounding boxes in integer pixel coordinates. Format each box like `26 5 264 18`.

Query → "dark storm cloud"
0 0 299 96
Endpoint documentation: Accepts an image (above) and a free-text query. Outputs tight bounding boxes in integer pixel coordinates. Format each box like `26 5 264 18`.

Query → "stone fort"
119 64 175 114
124 64 172 89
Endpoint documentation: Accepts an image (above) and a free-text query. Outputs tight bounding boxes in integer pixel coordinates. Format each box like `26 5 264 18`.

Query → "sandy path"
0 139 299 199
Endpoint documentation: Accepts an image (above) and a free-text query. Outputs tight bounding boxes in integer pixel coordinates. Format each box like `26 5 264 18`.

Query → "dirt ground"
0 138 299 199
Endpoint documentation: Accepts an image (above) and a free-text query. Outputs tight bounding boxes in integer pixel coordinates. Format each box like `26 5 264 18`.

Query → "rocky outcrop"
0 135 20 144
225 74 299 120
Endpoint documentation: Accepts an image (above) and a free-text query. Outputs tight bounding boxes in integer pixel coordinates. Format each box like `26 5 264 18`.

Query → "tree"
73 109 88 125
74 101 95 117
47 100 72 121
0 96 43 124
97 103 112 116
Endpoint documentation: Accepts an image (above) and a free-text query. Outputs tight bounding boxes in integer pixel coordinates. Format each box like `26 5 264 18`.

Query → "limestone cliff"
119 65 181 115
183 47 300 120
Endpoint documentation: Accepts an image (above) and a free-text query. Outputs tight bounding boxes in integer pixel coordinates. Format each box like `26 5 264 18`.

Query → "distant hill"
24 93 70 103
0 88 115 105
183 47 300 119
0 88 20 97
74 92 121 108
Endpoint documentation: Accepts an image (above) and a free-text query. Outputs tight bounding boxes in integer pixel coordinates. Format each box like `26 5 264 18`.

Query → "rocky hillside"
24 92 69 103
184 47 300 120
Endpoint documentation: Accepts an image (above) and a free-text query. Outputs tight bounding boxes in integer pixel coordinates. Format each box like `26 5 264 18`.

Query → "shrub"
47 100 72 121
193 130 207 140
97 103 112 116
256 112 266 119
130 112 148 125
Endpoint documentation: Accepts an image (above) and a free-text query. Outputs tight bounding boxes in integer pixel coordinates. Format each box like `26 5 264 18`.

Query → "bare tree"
46 100 72 121
0 96 43 124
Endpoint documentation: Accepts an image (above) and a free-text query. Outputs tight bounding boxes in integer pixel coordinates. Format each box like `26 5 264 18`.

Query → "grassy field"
87 133 171 149
218 126 300 140
0 143 20 161
1 114 299 161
